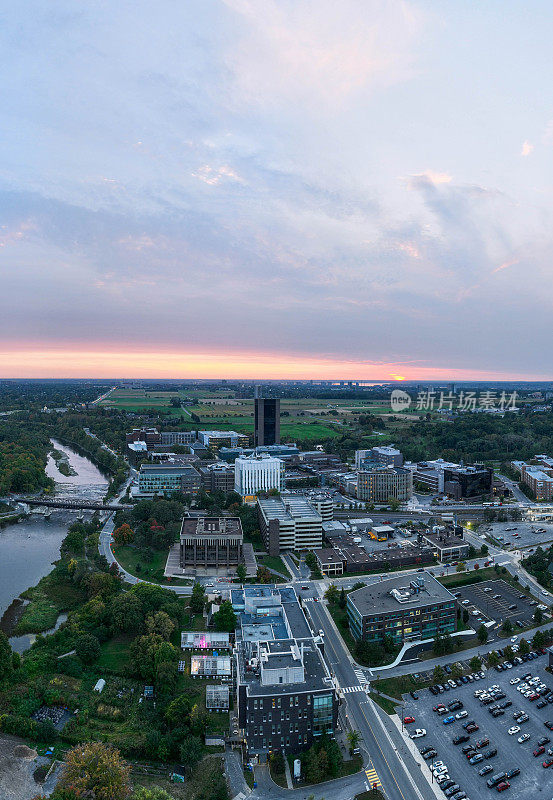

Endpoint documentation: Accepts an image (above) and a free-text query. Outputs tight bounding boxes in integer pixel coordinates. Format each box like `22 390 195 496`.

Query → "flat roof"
258 495 322 523
348 571 455 616
140 463 198 475
423 532 469 549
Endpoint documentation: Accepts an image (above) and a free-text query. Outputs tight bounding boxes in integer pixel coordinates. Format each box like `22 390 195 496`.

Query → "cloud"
521 140 534 157
220 0 423 109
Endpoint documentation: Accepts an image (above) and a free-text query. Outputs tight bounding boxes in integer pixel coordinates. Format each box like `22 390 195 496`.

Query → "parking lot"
455 580 538 629
487 522 553 551
402 652 553 799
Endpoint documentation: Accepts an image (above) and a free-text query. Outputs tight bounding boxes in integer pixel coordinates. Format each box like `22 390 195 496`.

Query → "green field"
113 545 191 586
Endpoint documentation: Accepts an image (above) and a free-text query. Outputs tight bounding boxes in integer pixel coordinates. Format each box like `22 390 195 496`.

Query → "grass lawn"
287 753 363 784
113 545 191 586
369 693 398 715
372 674 429 700
97 634 134 673
258 555 291 579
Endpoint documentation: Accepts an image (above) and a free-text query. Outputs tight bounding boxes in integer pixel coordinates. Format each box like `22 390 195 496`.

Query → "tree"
179 735 204 774
533 629 546 649
190 583 206 614
324 584 339 604
480 544 489 556
75 633 101 665
110 592 143 633
236 563 247 583
165 694 192 727
501 618 513 635
145 611 174 641
170 396 181 407
503 645 514 661
451 662 463 679
388 496 400 512
130 633 177 681
0 633 13 682
339 587 347 609
534 608 544 626
477 625 488 644
487 650 499 667
519 637 530 655
462 608 469 624
470 655 482 671
132 788 175 800
456 561 466 573
346 729 360 755
212 600 237 632
433 665 445 684
57 742 131 800
113 523 134 546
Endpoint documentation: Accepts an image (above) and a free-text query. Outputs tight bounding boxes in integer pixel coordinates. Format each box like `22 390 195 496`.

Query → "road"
306 597 432 800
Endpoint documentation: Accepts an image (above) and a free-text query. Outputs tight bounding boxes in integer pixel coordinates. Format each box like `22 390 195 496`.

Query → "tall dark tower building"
254 390 280 447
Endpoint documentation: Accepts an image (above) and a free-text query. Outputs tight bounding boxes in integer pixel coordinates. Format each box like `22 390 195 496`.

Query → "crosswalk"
365 766 382 788
354 668 368 685
341 685 366 694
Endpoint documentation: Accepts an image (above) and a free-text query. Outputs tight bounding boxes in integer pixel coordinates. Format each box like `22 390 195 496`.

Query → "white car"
511 636 518 643
510 677 520 685
433 761 445 768
411 729 426 739
508 726 520 735
518 733 531 743
436 774 450 784
456 710 468 719
524 690 534 698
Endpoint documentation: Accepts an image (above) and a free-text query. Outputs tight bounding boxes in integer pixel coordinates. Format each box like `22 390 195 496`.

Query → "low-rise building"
521 462 553 500
257 495 322 555
421 529 469 562
136 463 200 497
180 516 243 570
313 543 434 577
199 430 250 450
347 573 457 645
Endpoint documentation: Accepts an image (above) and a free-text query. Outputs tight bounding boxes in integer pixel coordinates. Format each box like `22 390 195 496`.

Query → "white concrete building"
234 453 284 498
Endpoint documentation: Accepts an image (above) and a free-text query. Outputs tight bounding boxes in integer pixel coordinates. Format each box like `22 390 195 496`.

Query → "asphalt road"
307 598 434 800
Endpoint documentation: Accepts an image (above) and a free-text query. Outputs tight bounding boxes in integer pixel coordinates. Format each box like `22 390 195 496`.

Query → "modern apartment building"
254 397 281 447
136 463 201 497
234 453 284 498
179 516 243 569
257 495 323 555
347 573 457 645
356 464 413 503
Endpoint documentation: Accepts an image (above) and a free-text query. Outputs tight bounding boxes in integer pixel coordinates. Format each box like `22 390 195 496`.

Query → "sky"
1 0 553 380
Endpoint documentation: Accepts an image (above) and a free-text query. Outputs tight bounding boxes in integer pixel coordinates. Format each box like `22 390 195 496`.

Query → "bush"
75 633 101 664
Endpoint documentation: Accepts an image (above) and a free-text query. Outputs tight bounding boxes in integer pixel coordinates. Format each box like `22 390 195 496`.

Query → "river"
0 439 108 652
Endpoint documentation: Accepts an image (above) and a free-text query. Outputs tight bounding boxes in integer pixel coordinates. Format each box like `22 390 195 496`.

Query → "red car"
543 758 553 768
534 746 545 756
433 704 445 712
529 694 540 701
496 782 510 792
404 716 415 724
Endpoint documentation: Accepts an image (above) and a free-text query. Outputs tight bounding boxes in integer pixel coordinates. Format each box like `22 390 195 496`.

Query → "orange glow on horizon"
0 347 548 382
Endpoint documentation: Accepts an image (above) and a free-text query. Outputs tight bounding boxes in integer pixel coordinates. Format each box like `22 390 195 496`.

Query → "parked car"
456 710 468 719
453 734 469 745
411 729 426 739
469 753 484 764
479 765 493 776
466 723 479 733
508 726 520 735
496 781 510 792
518 733 531 743
505 768 520 779
443 716 455 725
403 716 415 724
543 758 553 768
534 746 546 756
483 748 498 759
476 738 490 749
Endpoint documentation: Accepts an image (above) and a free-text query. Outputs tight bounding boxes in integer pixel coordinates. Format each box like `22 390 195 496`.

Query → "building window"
313 694 333 736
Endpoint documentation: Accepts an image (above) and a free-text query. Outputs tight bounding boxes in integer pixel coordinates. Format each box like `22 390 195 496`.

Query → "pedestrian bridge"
19 497 123 512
